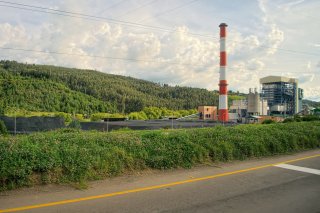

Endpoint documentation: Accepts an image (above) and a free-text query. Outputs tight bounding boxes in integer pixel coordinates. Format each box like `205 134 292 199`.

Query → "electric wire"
0 3 218 40
0 46 198 67
97 0 128 15
0 1 319 58
114 0 159 19
137 0 201 23
1 46 318 76
0 1 318 57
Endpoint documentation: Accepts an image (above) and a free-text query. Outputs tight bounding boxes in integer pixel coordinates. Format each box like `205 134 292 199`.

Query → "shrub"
283 118 294 123
112 127 132 132
128 112 148 120
68 119 81 129
262 119 276 124
0 121 319 191
91 113 125 121
0 120 8 135
302 115 319 121
55 112 72 123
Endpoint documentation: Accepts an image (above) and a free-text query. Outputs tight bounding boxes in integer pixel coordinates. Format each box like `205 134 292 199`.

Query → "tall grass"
0 122 320 190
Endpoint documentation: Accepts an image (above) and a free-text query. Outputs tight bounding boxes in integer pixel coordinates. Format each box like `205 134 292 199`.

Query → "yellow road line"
1 153 319 213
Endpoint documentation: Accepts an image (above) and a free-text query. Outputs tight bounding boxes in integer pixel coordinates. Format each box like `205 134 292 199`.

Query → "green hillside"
0 69 115 114
302 99 320 108
0 60 243 114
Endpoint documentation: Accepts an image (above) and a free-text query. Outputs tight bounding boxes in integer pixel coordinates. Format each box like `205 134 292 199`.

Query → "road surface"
1 150 319 213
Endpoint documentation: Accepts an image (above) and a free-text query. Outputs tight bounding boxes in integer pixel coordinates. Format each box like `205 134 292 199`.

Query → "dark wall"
80 120 226 132
0 116 65 133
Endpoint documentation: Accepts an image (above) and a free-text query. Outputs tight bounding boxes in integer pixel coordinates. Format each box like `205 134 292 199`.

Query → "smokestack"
218 23 228 122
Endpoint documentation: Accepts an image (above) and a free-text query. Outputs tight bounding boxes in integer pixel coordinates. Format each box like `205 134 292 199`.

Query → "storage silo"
247 88 260 115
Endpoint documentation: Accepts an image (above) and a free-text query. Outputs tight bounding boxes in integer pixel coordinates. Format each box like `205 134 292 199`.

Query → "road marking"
275 164 320 175
0 153 319 213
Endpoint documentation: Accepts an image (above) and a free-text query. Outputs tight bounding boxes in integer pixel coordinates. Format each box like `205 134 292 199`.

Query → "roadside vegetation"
283 115 320 123
1 121 319 191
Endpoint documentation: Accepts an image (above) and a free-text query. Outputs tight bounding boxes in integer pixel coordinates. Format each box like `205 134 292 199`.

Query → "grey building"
260 76 303 115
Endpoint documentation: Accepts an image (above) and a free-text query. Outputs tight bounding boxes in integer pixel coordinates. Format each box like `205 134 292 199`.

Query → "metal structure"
218 23 228 122
260 76 303 115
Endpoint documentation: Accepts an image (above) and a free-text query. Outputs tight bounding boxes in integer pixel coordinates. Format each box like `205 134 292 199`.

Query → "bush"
91 113 125 121
68 119 81 129
302 115 319 122
262 119 276 124
0 120 8 135
55 112 72 123
0 121 319 191
283 118 294 123
128 111 148 120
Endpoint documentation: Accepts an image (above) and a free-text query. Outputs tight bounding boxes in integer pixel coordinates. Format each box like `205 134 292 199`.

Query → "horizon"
2 59 319 103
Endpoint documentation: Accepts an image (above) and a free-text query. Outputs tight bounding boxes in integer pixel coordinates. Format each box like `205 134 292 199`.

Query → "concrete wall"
0 116 65 133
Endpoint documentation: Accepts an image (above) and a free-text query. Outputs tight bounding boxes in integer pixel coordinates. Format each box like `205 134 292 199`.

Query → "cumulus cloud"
266 24 284 55
303 87 320 101
0 0 318 100
299 74 315 84
277 0 305 11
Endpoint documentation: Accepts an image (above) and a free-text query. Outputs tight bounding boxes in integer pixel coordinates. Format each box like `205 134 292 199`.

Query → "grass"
0 121 320 191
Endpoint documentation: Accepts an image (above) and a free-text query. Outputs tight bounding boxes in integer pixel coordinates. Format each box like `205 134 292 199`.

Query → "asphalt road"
1 150 319 213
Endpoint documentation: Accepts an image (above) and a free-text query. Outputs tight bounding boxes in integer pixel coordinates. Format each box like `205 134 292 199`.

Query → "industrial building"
198 106 217 120
229 100 247 117
260 76 303 115
247 88 268 116
229 88 269 123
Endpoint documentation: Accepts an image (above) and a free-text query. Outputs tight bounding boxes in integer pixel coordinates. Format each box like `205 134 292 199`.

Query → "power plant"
198 24 306 123
260 76 303 115
247 88 268 116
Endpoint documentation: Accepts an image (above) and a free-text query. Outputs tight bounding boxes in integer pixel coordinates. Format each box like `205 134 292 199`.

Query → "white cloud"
277 0 305 11
266 24 284 55
0 0 319 101
299 74 315 84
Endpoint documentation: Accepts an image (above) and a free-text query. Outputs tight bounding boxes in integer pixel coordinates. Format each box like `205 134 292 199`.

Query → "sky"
0 0 319 101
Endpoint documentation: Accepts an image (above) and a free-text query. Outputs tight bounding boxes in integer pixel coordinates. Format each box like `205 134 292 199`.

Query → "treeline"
0 68 115 115
4 107 198 122
0 60 244 114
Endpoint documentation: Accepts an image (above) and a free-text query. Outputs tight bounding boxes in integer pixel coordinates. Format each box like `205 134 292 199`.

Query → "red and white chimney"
218 23 228 122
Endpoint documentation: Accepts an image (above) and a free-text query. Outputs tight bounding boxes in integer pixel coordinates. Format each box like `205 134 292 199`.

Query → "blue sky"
0 0 319 101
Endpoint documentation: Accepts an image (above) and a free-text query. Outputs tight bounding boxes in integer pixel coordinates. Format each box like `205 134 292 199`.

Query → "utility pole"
171 113 173 130
107 118 109 132
14 110 17 135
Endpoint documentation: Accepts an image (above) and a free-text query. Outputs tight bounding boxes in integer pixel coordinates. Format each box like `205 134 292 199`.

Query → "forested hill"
0 60 244 114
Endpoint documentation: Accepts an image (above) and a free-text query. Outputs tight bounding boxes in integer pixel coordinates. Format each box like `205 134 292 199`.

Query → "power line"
0 1 319 57
97 0 128 15
1 46 319 75
0 46 197 66
0 2 218 40
137 0 201 23
114 0 159 19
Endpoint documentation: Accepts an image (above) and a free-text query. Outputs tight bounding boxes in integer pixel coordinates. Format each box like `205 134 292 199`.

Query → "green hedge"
1 122 320 190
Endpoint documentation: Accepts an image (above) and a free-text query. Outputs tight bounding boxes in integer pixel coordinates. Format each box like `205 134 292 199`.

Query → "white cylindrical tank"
248 88 260 114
